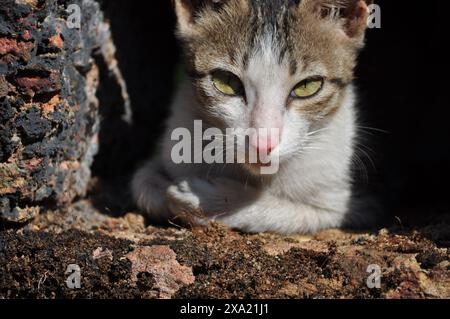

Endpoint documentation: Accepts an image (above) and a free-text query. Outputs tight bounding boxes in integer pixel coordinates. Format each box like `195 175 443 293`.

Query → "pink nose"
250 132 279 155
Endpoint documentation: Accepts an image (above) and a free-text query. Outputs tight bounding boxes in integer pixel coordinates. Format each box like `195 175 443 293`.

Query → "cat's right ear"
303 0 372 45
172 0 224 37
172 0 201 34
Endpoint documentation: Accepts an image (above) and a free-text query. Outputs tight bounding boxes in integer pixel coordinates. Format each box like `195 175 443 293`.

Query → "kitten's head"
173 0 371 174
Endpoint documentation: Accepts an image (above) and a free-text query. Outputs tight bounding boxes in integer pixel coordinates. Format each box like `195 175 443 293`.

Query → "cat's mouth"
242 156 280 176
247 161 272 168
242 163 277 176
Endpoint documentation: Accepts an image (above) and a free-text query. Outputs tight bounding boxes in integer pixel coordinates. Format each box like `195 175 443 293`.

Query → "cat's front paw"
166 177 252 221
166 178 214 222
167 180 199 213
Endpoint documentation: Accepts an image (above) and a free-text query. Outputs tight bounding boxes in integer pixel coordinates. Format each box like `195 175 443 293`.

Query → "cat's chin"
241 162 278 176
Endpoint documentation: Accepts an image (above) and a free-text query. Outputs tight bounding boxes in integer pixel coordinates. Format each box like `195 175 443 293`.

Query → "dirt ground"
1 197 449 299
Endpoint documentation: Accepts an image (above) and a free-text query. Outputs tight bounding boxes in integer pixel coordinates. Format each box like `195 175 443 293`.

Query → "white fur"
132 43 357 234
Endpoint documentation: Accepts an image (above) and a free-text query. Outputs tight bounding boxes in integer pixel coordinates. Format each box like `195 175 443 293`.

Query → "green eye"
211 70 244 96
291 78 323 98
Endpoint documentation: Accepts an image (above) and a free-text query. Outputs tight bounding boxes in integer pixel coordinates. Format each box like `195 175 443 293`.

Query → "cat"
132 0 373 234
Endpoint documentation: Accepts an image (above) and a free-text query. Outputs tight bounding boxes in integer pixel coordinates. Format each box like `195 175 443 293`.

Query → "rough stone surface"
126 245 195 299
0 0 127 223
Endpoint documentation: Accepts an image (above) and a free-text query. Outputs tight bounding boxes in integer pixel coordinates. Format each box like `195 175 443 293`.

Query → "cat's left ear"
172 0 228 37
311 0 372 42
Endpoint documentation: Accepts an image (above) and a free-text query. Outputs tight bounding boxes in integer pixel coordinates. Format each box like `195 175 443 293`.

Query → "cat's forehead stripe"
250 0 301 24
244 0 299 71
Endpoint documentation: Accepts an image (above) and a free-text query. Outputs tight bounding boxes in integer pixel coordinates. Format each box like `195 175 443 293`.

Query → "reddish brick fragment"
14 71 61 97
0 38 34 62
